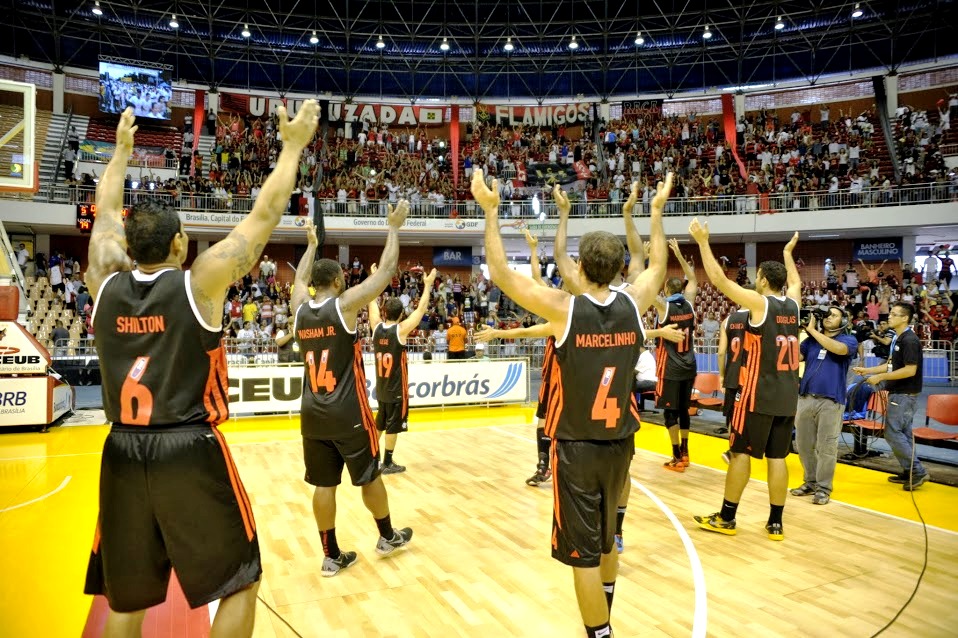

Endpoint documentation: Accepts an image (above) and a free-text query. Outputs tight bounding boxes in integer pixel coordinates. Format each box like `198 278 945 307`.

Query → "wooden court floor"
1 405 957 637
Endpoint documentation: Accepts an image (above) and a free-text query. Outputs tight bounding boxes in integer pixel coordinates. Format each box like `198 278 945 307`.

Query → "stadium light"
568 35 578 49
169 14 179 29
376 35 386 48
241 24 251 38
775 16 785 30
702 25 712 39
440 37 450 51
504 37 514 52
634 31 645 45
310 30 319 44
852 3 863 18
92 1 103 16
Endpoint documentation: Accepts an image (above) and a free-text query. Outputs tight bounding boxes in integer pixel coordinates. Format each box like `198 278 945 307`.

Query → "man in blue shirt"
790 307 859 505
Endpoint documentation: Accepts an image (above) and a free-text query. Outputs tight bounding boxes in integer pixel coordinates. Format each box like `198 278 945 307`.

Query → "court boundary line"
0 475 71 512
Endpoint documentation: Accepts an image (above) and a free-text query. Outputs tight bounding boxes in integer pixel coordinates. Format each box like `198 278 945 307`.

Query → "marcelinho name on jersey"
575 331 638 349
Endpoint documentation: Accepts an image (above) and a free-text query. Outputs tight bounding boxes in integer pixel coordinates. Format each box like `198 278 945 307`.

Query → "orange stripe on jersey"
654 343 668 397
91 517 101 553
550 439 561 530
741 332 762 413
544 362 565 438
400 351 409 414
353 342 380 457
211 426 256 541
629 393 641 423
204 346 230 425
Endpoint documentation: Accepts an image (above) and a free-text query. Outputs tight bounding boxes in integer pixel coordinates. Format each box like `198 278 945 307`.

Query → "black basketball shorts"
551 437 633 568
729 413 794 460
303 430 381 487
84 425 261 612
376 401 409 435
656 377 694 416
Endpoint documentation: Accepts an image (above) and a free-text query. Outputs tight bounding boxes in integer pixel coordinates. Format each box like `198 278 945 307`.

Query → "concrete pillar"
36 234 50 259
734 92 746 121
52 72 65 114
338 244 350 265
196 240 210 254
901 236 916 271
599 102 610 123
885 74 899 119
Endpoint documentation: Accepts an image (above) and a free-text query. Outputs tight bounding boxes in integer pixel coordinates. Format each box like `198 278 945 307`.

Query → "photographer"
790 307 858 505
869 319 895 363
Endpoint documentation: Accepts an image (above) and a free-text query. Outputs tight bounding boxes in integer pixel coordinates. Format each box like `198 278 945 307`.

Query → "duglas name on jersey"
574 331 638 348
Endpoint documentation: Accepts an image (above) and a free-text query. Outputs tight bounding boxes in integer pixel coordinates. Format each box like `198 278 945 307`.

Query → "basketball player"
84 102 319 638
717 298 751 461
473 167 674 638
367 264 438 474
290 200 414 578
653 239 698 471
690 224 801 541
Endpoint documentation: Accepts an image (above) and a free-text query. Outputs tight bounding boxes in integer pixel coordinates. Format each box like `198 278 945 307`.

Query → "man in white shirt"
16 243 29 269
634 346 657 395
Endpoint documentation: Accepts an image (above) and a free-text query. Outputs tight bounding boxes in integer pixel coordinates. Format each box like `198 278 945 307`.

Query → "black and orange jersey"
723 309 749 391
538 335 557 405
372 322 408 408
732 296 800 428
655 297 697 382
546 286 643 441
295 297 378 443
93 269 229 426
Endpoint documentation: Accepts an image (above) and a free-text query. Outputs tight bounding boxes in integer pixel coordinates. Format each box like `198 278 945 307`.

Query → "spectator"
447 317 467 360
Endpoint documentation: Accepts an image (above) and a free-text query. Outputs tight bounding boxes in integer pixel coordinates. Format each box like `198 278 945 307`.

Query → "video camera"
799 307 825 328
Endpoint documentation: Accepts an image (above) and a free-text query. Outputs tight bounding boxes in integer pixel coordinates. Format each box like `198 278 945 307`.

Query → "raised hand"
668 238 682 257
304 218 318 246
651 171 674 214
115 107 138 150
278 100 320 150
644 240 652 256
623 181 639 215
784 231 799 254
423 268 438 288
387 199 409 228
689 217 710 244
369 263 378 275
471 168 500 212
523 229 539 251
553 184 571 219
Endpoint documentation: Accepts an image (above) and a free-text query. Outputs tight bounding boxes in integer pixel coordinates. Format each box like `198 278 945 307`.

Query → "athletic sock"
615 507 626 536
384 449 394 465
603 581 616 611
680 439 689 457
671 444 681 459
375 515 393 539
585 622 613 637
768 504 784 526
536 427 551 467
720 499 739 522
320 528 340 559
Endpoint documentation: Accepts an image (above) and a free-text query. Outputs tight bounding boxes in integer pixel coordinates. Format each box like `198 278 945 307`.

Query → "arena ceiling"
3 1 957 100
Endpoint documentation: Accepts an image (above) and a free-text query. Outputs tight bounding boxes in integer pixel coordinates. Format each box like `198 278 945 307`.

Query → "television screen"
98 61 173 120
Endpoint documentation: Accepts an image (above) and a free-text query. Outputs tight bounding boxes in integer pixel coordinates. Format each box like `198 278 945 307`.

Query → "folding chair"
691 373 724 410
913 395 958 442
848 390 887 457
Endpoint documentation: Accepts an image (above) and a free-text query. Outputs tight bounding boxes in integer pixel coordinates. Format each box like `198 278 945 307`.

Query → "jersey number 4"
120 356 153 425
306 349 337 392
591 367 621 429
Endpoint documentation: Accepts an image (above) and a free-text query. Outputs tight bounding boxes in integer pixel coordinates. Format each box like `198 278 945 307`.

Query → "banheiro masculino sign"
853 238 902 261
226 359 528 415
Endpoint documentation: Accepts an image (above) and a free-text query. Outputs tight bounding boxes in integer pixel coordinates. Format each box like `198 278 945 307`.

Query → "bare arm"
622 182 645 283
668 238 698 302
367 296 383 332
553 184 585 295
399 268 438 337
716 316 729 387
524 230 547 287
624 173 673 313
191 102 319 325
474 322 553 342
290 219 318 314
804 316 850 355
338 201 408 321
473 170 570 333
689 218 767 320
782 232 802 303
87 108 136 299
645 324 684 343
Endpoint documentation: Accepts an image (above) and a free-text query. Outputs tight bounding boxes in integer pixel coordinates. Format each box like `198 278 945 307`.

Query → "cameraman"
869 319 895 363
790 307 858 505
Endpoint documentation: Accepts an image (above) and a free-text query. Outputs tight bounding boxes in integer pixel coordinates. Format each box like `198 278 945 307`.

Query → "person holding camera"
791 307 859 505
869 319 895 363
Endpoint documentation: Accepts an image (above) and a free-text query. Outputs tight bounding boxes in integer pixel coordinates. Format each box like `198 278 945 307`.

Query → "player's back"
373 322 408 406
723 309 750 391
296 297 377 440
548 287 643 441
656 296 697 381
739 296 800 417
94 269 228 426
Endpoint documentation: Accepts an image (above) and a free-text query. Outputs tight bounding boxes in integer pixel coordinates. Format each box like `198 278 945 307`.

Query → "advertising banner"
178 212 484 234
0 321 50 375
227 359 528 415
0 377 50 427
853 238 903 261
433 247 474 267
620 99 664 119
478 103 593 127
218 93 447 124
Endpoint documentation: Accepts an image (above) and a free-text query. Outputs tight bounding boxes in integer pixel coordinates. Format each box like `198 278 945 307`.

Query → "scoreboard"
76 203 130 233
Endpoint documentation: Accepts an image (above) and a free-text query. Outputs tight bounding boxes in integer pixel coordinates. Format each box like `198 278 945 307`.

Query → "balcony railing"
77 150 181 170
4 181 955 218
